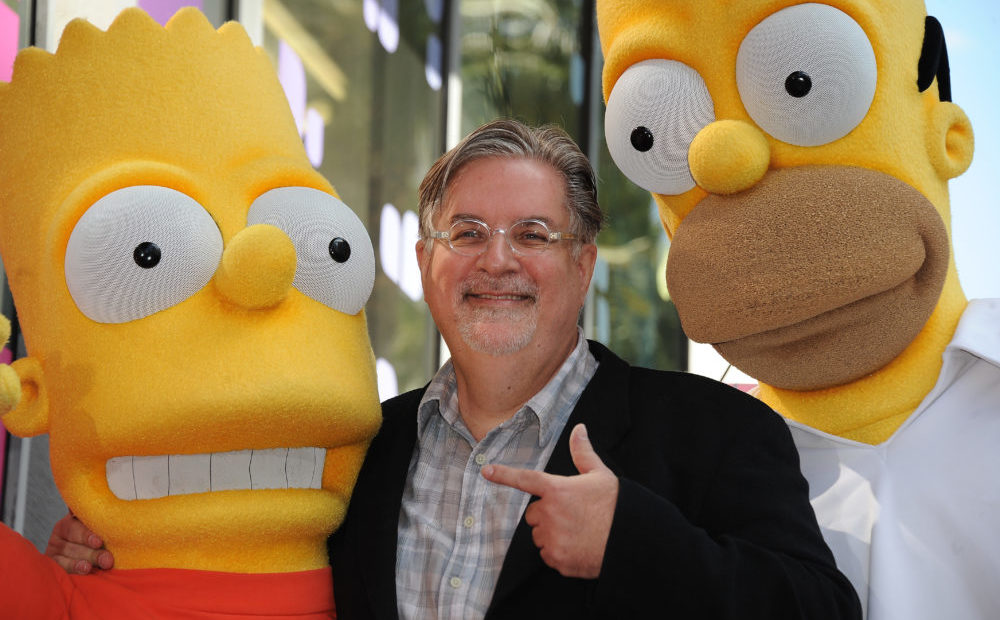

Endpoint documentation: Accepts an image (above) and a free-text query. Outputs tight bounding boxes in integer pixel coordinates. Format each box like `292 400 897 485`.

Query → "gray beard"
455 274 538 356
458 305 538 355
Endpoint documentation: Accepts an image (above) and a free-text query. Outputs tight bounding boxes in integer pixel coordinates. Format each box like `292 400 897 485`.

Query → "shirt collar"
524 328 593 446
945 298 1000 368
416 328 594 446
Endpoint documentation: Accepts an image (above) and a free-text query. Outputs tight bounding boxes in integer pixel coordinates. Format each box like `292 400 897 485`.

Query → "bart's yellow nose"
214 224 296 309
688 120 770 195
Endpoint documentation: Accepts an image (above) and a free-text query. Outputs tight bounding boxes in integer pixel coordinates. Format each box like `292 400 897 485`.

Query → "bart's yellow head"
598 0 974 394
0 8 381 573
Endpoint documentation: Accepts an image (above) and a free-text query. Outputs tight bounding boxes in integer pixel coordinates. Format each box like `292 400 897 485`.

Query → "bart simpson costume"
597 1 1000 618
0 8 381 618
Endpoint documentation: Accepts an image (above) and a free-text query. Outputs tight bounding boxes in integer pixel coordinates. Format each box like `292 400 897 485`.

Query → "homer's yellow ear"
0 357 49 437
927 101 974 180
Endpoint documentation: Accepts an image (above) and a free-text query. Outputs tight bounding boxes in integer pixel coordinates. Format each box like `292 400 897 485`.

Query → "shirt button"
449 577 462 589
475 454 487 465
463 516 475 528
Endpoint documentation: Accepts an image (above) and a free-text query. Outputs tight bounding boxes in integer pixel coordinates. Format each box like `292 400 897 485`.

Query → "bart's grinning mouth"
106 447 326 500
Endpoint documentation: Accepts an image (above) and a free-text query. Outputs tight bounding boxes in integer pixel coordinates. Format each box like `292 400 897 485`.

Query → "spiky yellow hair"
0 7 315 351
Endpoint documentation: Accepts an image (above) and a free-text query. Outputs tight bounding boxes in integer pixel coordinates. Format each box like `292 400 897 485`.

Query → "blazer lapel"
489 341 632 609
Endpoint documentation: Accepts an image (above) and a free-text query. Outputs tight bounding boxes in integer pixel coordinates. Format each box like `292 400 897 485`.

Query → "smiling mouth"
106 447 326 500
467 293 531 301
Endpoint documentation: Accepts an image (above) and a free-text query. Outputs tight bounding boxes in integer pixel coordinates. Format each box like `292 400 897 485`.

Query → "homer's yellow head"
598 0 974 394
0 8 381 573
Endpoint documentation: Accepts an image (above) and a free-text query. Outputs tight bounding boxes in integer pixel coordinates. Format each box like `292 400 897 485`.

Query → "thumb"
569 424 608 474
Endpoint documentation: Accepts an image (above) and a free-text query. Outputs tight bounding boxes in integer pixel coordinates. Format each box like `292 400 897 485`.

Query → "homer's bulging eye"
736 3 877 146
248 187 375 315
604 59 715 196
65 186 223 324
630 126 655 153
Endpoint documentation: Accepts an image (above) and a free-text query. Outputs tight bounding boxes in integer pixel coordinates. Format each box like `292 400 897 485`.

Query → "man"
48 120 860 619
330 119 858 619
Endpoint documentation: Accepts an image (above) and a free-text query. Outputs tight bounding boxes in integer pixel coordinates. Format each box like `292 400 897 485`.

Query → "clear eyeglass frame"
429 218 578 256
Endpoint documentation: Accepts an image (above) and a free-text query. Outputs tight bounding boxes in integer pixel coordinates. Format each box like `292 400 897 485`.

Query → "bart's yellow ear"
0 357 49 437
927 101 974 180
0 315 17 416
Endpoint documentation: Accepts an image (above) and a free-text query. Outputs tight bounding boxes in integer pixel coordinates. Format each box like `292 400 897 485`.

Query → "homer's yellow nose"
688 120 770 195
214 224 296 309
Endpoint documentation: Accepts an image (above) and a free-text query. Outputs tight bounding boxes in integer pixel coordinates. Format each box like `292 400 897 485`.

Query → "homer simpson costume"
0 8 381 618
597 1 999 618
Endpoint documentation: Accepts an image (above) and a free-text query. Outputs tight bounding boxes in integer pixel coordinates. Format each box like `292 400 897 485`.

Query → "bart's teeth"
105 447 326 500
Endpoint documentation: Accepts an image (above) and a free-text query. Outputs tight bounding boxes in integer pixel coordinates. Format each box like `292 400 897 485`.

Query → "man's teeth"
105 448 326 500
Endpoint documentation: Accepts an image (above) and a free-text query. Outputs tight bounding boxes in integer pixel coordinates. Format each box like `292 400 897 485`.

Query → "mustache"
460 273 538 298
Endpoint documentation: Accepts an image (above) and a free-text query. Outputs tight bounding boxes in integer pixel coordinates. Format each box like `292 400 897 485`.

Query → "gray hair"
417 119 603 248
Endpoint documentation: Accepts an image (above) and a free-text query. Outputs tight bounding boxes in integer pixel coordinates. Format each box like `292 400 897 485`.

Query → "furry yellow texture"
0 359 45 434
0 8 381 572
0 365 18 416
214 224 298 310
688 120 770 194
597 0 975 443
0 316 16 415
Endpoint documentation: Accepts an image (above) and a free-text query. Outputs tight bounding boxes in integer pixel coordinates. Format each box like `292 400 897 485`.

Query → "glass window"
590 129 686 371
457 0 588 140
260 0 446 397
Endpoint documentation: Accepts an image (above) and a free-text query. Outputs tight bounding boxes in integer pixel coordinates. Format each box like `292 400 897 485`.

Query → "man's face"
417 157 597 358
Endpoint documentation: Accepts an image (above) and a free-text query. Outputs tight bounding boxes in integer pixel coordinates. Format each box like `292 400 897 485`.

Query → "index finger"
482 463 553 497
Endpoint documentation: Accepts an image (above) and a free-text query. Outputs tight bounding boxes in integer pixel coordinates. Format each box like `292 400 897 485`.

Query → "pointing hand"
482 424 618 578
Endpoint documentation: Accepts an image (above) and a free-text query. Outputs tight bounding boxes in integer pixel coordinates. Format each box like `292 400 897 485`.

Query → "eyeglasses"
430 218 578 256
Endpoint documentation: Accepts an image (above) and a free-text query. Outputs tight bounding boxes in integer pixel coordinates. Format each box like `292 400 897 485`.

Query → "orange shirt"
2 523 336 619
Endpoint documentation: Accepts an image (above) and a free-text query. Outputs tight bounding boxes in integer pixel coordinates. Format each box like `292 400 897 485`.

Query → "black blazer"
330 341 860 619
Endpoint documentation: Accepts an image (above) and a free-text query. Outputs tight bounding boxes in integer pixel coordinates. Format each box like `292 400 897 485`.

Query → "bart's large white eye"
248 187 375 315
605 59 715 195
65 186 223 324
736 3 876 146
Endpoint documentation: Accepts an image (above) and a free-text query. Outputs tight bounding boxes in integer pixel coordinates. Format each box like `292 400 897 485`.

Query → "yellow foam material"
214 224 298 310
0 316 19 415
688 120 769 195
0 8 381 572
597 0 975 444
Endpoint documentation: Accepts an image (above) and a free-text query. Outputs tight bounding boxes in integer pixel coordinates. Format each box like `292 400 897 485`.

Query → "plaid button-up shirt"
395 330 598 620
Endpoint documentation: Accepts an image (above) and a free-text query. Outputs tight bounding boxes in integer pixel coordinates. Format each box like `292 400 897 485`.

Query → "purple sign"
138 0 204 26
1 2 18 83
0 347 7 502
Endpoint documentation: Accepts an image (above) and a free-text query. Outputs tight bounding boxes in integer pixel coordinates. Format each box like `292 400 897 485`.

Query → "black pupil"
630 126 654 152
133 242 161 269
329 237 351 263
785 71 812 98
